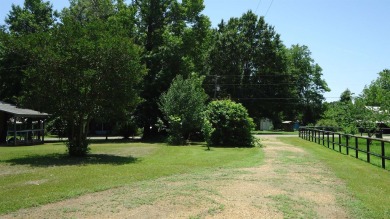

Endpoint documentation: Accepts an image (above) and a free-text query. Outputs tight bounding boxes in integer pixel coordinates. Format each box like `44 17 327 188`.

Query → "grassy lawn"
0 141 263 215
304 134 390 170
280 137 390 219
252 130 298 135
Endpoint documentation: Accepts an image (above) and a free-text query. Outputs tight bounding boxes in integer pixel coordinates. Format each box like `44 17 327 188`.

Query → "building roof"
0 101 49 118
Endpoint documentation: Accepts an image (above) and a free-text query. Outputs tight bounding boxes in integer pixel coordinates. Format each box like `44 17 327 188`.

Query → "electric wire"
264 0 274 17
255 0 262 13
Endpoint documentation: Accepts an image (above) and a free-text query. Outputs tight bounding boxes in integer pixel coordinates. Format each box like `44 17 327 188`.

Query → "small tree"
203 100 255 147
159 74 208 145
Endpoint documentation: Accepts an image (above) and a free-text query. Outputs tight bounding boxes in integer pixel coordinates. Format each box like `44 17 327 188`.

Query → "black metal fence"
299 127 390 170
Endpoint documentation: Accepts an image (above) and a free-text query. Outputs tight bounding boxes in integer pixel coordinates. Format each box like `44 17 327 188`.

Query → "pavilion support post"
42 120 45 143
13 116 17 146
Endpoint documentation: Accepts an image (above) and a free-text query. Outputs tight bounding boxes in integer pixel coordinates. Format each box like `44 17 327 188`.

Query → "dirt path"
4 136 351 218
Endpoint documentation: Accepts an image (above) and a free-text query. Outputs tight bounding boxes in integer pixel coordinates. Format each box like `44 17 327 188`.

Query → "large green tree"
133 0 212 138
208 12 329 126
5 0 57 34
208 11 290 125
0 0 57 103
21 8 145 156
286 44 330 124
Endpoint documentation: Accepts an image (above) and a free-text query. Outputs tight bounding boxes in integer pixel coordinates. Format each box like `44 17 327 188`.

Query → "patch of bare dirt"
3 136 352 219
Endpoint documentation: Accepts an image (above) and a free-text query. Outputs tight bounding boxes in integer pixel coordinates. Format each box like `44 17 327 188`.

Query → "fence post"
322 131 325 146
366 138 370 163
381 141 385 169
354 137 357 157
338 134 341 152
327 132 330 148
311 130 314 142
332 133 335 150
318 130 320 144
346 136 349 155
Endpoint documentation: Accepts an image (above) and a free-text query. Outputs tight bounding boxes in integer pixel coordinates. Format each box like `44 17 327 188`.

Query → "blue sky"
1 0 389 102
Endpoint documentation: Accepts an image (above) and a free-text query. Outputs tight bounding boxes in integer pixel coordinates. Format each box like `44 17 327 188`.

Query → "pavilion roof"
0 101 49 118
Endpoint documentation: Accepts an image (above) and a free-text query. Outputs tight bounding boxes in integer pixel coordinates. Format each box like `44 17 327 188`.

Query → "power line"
255 0 262 13
264 0 274 17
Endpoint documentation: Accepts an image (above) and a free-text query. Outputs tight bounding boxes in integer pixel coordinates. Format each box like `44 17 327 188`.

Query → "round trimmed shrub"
203 100 255 147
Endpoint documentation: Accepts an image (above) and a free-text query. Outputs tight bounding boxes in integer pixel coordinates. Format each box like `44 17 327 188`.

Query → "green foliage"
159 74 208 145
320 77 390 137
115 118 140 139
319 101 358 135
340 88 353 103
0 0 58 104
203 100 255 147
361 69 390 107
207 12 329 125
66 138 90 157
19 3 146 156
5 0 58 34
287 45 330 124
133 0 212 138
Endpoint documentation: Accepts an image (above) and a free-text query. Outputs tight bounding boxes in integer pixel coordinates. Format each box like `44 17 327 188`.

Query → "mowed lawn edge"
280 137 390 219
0 142 263 215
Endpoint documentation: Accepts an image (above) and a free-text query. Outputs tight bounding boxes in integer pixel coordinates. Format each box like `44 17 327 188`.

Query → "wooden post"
346 136 349 155
327 132 329 148
338 134 341 152
354 137 358 158
366 138 370 163
13 116 17 146
332 133 335 150
381 141 385 169
42 120 45 143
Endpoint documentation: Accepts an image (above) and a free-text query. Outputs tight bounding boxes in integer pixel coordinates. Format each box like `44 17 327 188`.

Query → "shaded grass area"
280 137 390 219
0 141 262 215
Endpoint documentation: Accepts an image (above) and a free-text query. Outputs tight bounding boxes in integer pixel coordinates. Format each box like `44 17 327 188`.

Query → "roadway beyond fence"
299 127 390 170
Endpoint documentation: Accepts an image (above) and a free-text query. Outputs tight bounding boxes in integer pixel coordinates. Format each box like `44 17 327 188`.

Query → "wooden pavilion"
0 101 49 145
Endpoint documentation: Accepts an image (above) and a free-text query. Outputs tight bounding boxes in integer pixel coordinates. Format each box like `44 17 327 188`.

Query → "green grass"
280 137 390 219
0 141 263 215
303 134 390 170
267 194 317 218
252 130 298 135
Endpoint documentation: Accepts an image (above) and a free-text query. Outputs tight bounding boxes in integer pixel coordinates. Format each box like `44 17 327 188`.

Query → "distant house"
0 101 49 145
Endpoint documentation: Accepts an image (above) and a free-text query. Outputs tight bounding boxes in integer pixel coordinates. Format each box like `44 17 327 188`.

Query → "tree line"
318 70 390 137
0 0 330 155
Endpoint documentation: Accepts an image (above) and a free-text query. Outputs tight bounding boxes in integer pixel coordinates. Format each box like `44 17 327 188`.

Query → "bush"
203 100 256 147
159 74 208 145
115 119 140 139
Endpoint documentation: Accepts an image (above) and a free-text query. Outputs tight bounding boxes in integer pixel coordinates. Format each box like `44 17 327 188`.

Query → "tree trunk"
66 118 90 157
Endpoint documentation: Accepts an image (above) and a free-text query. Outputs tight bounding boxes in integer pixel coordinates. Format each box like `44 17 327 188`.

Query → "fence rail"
299 127 390 170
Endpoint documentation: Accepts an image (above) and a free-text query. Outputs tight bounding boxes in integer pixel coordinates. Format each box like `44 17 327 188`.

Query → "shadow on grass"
5 153 139 167
88 138 142 145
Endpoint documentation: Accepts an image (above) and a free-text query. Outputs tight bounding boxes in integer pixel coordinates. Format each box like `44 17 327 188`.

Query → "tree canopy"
207 11 329 126
0 0 335 155
19 1 146 156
